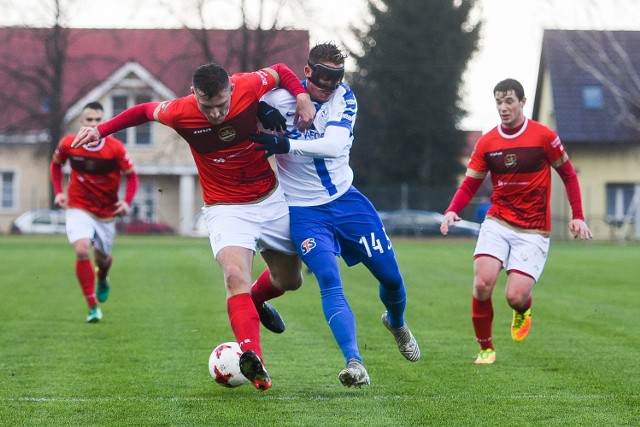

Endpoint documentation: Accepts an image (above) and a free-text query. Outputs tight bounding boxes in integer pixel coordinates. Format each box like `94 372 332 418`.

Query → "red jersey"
467 118 568 232
54 135 134 219
156 69 279 205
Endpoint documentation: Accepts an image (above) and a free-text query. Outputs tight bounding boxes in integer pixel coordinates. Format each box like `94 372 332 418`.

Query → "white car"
11 209 67 234
190 212 208 237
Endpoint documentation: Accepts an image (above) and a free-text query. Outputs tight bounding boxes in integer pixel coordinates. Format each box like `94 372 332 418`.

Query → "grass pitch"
0 235 638 426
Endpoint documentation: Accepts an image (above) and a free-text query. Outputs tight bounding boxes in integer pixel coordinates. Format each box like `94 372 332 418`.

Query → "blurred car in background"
378 209 480 237
190 212 208 237
116 219 175 235
10 209 67 234
10 208 174 235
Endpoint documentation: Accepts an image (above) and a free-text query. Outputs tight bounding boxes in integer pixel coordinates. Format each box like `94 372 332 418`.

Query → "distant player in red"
440 79 592 364
71 63 316 391
50 102 139 323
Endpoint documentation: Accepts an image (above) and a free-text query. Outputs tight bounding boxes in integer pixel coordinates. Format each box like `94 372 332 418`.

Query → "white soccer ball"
208 342 249 388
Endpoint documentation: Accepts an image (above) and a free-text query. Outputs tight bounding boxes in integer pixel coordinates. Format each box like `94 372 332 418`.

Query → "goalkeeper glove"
250 132 291 157
257 101 287 132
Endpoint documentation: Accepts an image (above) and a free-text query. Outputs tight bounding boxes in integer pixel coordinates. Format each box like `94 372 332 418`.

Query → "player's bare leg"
217 246 271 391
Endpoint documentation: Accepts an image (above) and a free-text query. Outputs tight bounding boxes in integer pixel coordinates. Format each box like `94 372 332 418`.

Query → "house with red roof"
0 27 309 234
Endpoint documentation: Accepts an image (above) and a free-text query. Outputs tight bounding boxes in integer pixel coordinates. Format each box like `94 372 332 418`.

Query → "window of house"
111 93 153 146
127 181 157 222
1 171 16 210
606 183 639 224
582 85 604 110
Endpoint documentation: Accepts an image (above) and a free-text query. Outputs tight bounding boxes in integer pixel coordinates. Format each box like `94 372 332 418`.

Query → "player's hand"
440 211 461 236
54 193 68 209
257 101 287 132
112 200 130 217
72 126 101 148
250 132 291 158
568 219 593 240
294 93 315 132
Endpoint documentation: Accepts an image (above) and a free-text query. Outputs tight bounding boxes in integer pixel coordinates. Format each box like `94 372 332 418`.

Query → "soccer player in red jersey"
72 63 315 391
50 102 139 324
440 79 593 364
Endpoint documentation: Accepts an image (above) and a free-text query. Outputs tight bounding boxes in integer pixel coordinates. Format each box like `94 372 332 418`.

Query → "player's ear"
304 65 312 79
230 83 235 94
190 86 195 95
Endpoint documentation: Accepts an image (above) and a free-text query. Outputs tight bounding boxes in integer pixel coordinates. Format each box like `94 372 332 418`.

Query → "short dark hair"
192 63 230 98
493 78 525 100
308 42 347 66
83 101 103 111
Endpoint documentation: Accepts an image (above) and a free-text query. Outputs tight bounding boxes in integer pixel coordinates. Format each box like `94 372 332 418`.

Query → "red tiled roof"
0 27 309 133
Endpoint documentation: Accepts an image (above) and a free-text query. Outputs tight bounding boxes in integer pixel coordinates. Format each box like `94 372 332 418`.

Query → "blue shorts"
289 187 395 266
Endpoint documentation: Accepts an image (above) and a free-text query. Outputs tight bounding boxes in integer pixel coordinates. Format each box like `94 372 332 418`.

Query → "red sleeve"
555 160 585 220
124 171 139 205
50 160 63 194
269 63 306 97
445 176 484 214
97 102 159 137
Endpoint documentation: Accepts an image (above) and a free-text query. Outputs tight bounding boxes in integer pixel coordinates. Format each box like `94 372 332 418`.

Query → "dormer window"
582 85 604 110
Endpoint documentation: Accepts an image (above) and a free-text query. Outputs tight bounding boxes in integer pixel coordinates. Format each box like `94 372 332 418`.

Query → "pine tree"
349 0 480 188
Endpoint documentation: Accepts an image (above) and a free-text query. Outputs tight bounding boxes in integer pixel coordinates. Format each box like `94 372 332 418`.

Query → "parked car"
378 209 480 237
10 209 67 235
116 219 175 235
190 212 208 237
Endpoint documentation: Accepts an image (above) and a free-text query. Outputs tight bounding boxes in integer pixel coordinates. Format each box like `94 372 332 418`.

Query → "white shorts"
203 185 297 258
65 208 116 255
473 218 550 282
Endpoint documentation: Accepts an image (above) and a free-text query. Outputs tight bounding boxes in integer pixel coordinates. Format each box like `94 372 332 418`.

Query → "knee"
473 277 495 299
505 291 530 311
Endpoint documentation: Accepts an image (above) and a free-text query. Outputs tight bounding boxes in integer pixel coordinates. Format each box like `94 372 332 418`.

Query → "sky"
2 0 640 132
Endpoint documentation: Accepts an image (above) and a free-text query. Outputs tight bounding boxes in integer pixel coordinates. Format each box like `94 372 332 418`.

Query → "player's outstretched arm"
440 211 461 236
568 219 593 240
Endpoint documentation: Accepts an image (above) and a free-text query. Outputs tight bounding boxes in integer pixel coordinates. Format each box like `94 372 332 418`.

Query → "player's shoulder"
263 87 294 104
105 135 126 148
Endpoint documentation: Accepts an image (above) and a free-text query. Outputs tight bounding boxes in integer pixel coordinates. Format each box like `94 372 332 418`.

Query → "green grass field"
1 235 638 426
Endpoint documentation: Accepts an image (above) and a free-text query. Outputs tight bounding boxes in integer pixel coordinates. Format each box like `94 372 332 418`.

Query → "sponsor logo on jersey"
504 153 517 168
300 238 316 255
218 126 236 142
193 128 212 135
256 70 269 86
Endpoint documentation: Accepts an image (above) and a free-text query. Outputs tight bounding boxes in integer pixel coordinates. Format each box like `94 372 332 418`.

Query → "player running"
51 101 139 323
72 63 315 391
251 43 421 387
440 78 592 364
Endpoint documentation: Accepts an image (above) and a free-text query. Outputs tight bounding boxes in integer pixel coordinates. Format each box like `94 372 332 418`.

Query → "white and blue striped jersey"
261 82 357 206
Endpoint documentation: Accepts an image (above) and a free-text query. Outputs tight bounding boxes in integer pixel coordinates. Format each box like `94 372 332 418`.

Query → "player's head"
305 42 346 102
191 63 232 125
79 101 104 128
493 78 526 129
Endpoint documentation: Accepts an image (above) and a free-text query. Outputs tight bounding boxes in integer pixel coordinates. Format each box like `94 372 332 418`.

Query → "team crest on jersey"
218 126 236 142
300 238 316 255
504 153 517 168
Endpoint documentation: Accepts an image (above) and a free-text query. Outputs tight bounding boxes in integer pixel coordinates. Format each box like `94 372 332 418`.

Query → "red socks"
250 269 284 308
227 293 261 357
472 296 494 350
75 259 97 308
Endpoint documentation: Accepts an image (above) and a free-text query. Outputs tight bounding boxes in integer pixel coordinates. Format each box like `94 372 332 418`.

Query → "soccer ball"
208 342 249 388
